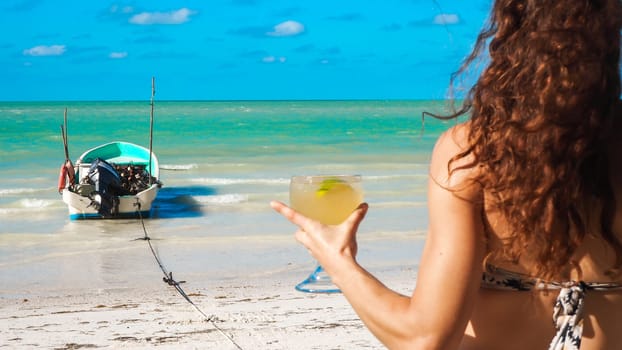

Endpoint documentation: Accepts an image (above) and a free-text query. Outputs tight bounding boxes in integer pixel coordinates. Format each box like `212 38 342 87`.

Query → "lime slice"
316 178 351 197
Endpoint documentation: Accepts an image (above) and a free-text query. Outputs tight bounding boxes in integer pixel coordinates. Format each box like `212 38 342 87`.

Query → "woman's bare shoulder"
429 122 481 199
431 122 472 173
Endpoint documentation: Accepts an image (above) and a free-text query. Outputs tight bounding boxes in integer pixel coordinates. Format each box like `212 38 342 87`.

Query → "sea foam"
191 177 288 186
160 164 198 171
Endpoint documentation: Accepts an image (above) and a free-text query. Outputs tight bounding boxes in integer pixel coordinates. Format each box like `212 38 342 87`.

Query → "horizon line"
0 98 454 103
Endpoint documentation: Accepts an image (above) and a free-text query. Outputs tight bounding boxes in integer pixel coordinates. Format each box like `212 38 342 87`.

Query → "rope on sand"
133 200 243 350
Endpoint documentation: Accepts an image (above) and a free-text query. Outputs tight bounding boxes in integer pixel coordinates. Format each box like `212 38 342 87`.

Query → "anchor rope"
133 200 243 350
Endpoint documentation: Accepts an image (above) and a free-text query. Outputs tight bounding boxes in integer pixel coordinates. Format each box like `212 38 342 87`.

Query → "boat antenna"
148 77 155 186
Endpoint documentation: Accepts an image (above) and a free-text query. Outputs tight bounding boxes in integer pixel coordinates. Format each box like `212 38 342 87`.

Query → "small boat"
60 141 162 219
58 77 162 220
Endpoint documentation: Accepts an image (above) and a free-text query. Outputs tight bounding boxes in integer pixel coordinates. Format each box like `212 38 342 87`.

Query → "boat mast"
62 107 69 161
148 77 155 186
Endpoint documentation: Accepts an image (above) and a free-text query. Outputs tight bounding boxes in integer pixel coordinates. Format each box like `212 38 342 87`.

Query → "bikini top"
482 264 622 350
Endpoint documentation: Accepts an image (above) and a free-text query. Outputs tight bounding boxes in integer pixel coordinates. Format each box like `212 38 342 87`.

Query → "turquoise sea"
0 100 458 291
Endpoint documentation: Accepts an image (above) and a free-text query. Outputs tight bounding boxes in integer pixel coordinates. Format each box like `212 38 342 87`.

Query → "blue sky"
0 0 490 101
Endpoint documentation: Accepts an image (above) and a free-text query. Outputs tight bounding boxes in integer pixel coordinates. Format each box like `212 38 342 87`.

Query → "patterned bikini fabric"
481 265 622 350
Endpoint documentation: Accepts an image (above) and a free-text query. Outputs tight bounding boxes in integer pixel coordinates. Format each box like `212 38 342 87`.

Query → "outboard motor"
87 158 124 217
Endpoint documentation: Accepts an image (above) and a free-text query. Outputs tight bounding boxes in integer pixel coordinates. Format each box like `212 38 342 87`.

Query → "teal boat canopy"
78 141 159 176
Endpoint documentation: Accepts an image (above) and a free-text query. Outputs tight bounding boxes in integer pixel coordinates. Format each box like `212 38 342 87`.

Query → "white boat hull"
62 183 160 220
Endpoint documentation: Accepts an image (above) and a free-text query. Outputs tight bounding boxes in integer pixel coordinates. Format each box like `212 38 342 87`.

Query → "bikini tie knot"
548 282 586 350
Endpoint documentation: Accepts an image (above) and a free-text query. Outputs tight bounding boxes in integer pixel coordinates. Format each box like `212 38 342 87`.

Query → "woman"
271 0 622 348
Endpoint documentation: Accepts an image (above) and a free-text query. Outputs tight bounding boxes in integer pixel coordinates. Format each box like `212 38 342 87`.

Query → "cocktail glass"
289 175 363 293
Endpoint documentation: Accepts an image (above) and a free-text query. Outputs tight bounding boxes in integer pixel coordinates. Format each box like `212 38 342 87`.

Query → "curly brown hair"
444 0 622 279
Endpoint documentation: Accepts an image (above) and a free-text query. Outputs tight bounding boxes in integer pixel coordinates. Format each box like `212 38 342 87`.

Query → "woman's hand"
269 200 369 280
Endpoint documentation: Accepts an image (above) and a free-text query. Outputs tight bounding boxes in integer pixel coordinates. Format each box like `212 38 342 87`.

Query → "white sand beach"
0 229 423 349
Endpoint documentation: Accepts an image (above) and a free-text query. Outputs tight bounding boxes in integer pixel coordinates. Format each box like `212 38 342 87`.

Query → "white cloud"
109 52 128 59
262 56 287 63
433 14 460 25
23 45 66 56
129 8 195 25
109 4 133 14
267 20 304 37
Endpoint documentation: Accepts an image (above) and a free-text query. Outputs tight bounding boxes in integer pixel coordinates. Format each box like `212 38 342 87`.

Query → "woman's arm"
271 123 486 349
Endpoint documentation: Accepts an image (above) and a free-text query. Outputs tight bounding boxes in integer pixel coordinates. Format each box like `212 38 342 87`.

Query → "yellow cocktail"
290 175 363 293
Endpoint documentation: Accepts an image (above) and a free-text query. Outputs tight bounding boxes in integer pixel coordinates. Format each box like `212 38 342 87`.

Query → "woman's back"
464 286 622 349
457 114 622 349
